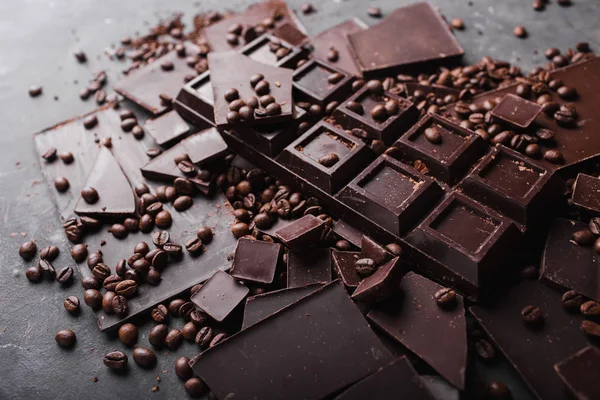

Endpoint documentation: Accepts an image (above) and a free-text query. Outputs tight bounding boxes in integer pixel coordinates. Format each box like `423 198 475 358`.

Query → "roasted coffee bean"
152 231 170 247
557 86 578 99
327 72 344 85
87 252 103 269
385 243 402 257
92 263 110 281
581 320 600 337
112 295 128 316
59 151 74 164
197 227 213 243
133 347 157 369
175 356 194 380
318 153 339 167
168 298 186 317
209 333 228 348
232 222 250 238
122 217 139 233
39 259 56 280
594 238 600 255
115 280 138 298
84 289 102 309
149 324 169 348
475 338 496 361
25 265 42 282
165 329 184 350
572 230 595 246
163 242 183 257
182 322 199 342
177 160 197 176
190 284 203 298
174 195 193 211
525 143 541 158
366 79 383 94
19 240 37 261
55 330 76 348
80 216 101 232
63 296 80 313
41 147 57 162
152 304 169 323
487 381 511 399
146 202 163 217
185 377 207 397
195 326 214 347
346 101 363 114
150 250 168 269
155 210 172 229
355 258 376 277
127 253 143 267
589 218 600 235
580 300 600 317
132 243 149 257
148 270 162 286
132 259 151 274
535 128 555 141
543 149 564 164
224 88 239 102
185 237 204 254
81 187 99 204
513 26 527 38
554 103 577 126
190 310 207 327
139 214 154 233
123 269 140 283
39 245 59 261
254 80 270 95
102 291 116 314
265 102 282 116
53 176 70 192
118 323 137 347
103 275 122 292
253 213 272 229
521 305 544 326
434 288 457 308
103 350 128 370
179 302 195 320
335 240 352 251
370 104 388 120
56 266 74 284
424 127 442 144
81 276 100 290
110 223 128 239
384 100 399 116
131 125 145 139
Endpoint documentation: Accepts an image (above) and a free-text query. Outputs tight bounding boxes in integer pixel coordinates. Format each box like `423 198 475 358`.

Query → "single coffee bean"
424 127 442 144
81 276 100 290
370 104 388 120
110 224 128 239
209 333 228 348
239 105 255 120
150 250 168 270
132 347 157 369
384 100 399 116
265 102 282 116
123 218 139 233
232 222 250 238
80 216 101 232
165 329 184 350
487 381 511 399
56 266 74 284
185 377 207 397
102 291 116 314
19 240 37 261
54 177 70 192
580 300 600 317
118 323 137 347
26 265 42 282
92 263 110 281
40 245 59 261
475 338 496 361
64 296 80 313
84 289 102 309
81 187 99 204
134 241 150 255
103 274 122 292
562 290 586 311
168 299 186 316
182 322 199 342
152 304 169 323
250 73 264 87
190 310 207 327
155 210 172 229
385 243 402 257
175 356 194 380
112 295 128 316
557 86 578 99
327 72 344 84
581 320 600 337
543 149 564 164
318 153 339 167
535 128 555 141
346 101 363 114
254 80 270 95
335 240 352 251
87 252 103 269
115 280 138 298
308 104 323 117
589 218 600 235
39 259 56 280
163 243 183 257
55 330 76 348
139 214 154 233
572 230 595 246
366 79 383 94
224 88 239 102
521 305 544 326
152 231 170 247
179 302 195 321
186 237 203 254
174 195 193 211
195 326 214 347
434 288 457 308
41 147 57 162
513 25 527 38
355 258 376 277
149 324 169 348
103 350 128 370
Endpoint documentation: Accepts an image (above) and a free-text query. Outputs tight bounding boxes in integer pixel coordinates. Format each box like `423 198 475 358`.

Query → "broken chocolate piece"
554 346 600 400
287 248 332 288
144 110 191 147
352 257 404 304
331 251 362 290
491 94 543 129
275 214 325 248
572 173 600 214
190 270 249 322
230 238 281 284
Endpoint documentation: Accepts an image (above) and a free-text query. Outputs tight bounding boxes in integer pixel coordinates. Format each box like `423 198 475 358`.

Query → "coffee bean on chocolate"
92 263 110 281
424 127 442 144
54 176 70 192
366 80 383 94
572 229 595 246
195 227 213 244
434 288 457 308
384 100 399 116
224 88 239 102
355 258 376 277
115 280 138 298
239 105 255 120
554 103 577 126
185 377 207 397
335 240 352 251
26 266 42 282
133 347 156 369
165 329 184 350
557 86 578 99
155 210 172 229
175 356 194 380
102 291 116 314
327 72 344 85
112 295 128 316
55 330 76 348
580 300 600 317
56 266 74 284
475 338 496 362
265 102 282 116
103 351 128 370
250 73 264 87
535 128 555 141
254 80 270 95
119 110 135 121
521 305 544 326
318 153 340 168
589 218 600 235
370 104 388 120
19 240 37 261
121 118 137 132
543 149 563 164
581 320 600 337
525 143 541 158
81 186 99 204
132 259 151 275
59 152 74 164
209 333 228 348
84 289 102 309
82 114 98 129
178 301 195 321
119 323 138 347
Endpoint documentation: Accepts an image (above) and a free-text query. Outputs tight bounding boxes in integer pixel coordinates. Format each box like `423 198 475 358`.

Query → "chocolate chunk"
230 238 281 284
275 214 325 248
554 346 600 400
491 94 542 129
190 270 249 322
144 110 191 147
287 248 332 288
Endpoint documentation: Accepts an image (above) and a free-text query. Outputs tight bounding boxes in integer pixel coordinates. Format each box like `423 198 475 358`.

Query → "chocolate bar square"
173 70 214 127
336 155 443 237
491 93 542 129
292 59 353 106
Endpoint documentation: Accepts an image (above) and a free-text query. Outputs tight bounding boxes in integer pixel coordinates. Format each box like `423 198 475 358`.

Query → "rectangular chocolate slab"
554 346 600 400
336 155 443 237
491 93 542 129
287 248 332 288
173 70 215 127
144 110 191 147
231 238 281 284
190 270 250 322
470 280 596 400
347 3 463 77
572 173 600 214
190 280 392 400
113 42 199 115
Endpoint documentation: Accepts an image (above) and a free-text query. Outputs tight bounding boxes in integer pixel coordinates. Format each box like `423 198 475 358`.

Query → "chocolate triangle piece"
351 257 405 304
368 272 467 390
554 346 600 400
361 235 391 265
74 147 136 218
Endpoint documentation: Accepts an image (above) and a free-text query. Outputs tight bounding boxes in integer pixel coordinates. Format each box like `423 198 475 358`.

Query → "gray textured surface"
0 0 598 399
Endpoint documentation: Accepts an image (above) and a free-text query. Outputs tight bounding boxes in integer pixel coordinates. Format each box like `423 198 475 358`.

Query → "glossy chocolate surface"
554 346 600 400
144 110 191 147
275 214 324 248
491 93 542 129
572 173 600 214
347 3 463 77
231 238 281 284
191 281 392 400
287 248 332 288
173 70 214 127
368 272 467 390
331 251 361 290
351 257 403 304
292 59 353 106
190 270 249 322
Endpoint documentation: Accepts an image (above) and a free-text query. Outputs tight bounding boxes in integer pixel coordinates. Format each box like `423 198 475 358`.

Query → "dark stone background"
0 0 598 399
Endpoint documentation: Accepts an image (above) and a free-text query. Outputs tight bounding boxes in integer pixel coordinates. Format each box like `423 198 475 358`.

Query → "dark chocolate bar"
292 59 354 107
144 110 191 147
572 173 600 214
331 250 361 290
554 346 600 400
351 256 403 304
190 270 250 322
230 237 281 284
491 93 542 129
287 248 332 288
173 70 215 127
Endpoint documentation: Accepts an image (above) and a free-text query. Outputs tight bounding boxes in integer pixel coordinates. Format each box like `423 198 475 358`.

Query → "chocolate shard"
331 251 362 290
275 214 325 248
190 280 392 400
554 346 600 400
333 357 435 400
361 235 391 265
242 284 323 329
74 147 136 218
144 110 191 147
190 270 249 322
572 173 600 214
368 272 467 390
347 3 463 77
470 280 596 400
271 22 308 47
230 238 281 284
174 70 214 127
352 257 405 304
491 93 542 129
292 59 354 107
287 248 332 288
541 218 600 302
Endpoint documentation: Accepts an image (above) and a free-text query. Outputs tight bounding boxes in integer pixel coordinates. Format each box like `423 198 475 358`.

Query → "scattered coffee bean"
450 18 464 30
175 356 194 380
209 332 228 348
152 231 170 247
110 223 128 239
254 80 270 95
195 326 214 348
581 320 600 337
521 305 544 326
25 266 42 282
370 104 388 120
83 289 102 309
64 296 80 313
182 322 199 342
56 266 74 284
59 152 74 164
54 176 70 192
29 85 43 97
366 79 383 94
55 329 76 348
112 295 128 316
475 338 496 362
580 300 600 317
115 280 138 298
174 195 193 211
19 240 37 261
543 149 564 164
103 275 122 292
118 323 137 347
149 324 169 348
40 245 59 261
103 350 128 370
165 329 184 350
155 210 172 229
434 288 457 308
185 377 207 398
513 26 527 38
102 291 116 314
367 7 382 18
81 276 100 290
152 304 169 323
39 259 56 280
301 3 314 14
572 229 595 246
133 347 157 369
355 258 376 277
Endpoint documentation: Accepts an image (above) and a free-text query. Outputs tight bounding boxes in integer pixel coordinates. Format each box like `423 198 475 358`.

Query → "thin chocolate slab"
287 248 331 288
333 357 434 400
405 191 520 299
208 52 294 129
395 113 487 184
336 155 443 237
144 110 191 147
572 173 600 214
241 284 322 329
332 84 418 144
541 218 600 302
368 272 467 390
491 94 542 129
190 270 249 322
309 19 367 77
352 257 403 304
460 144 561 228
331 250 361 290
190 280 392 400
347 3 463 77
470 280 596 400
73 146 136 218
292 59 354 107
554 346 600 400
271 22 308 47
277 120 373 194
231 238 281 284
275 214 325 248
113 42 199 115
202 0 303 52
174 70 215 127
